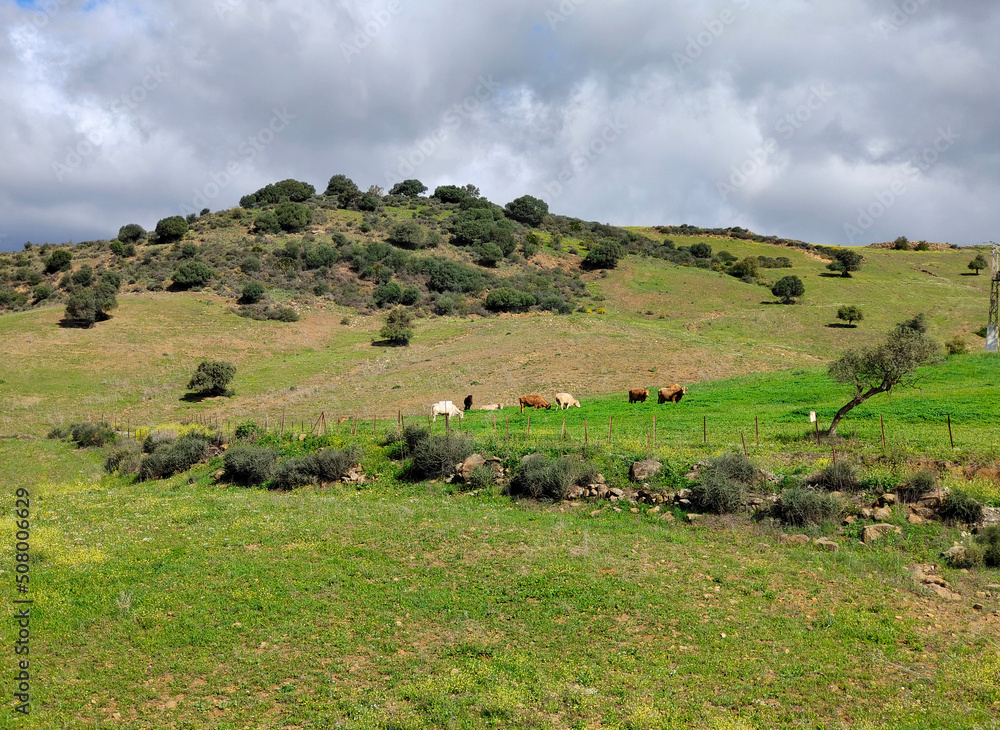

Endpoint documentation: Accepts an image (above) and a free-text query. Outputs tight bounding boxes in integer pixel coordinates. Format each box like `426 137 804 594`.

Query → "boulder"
925 583 961 601
872 506 893 522
942 545 967 563
879 493 898 506
630 459 662 482
907 513 925 525
783 534 811 546
860 508 873 520
456 453 486 481
686 513 703 524
863 523 902 543
813 538 840 553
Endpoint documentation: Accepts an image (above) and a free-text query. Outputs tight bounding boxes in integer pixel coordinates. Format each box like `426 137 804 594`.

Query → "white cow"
431 401 464 421
480 403 504 411
554 392 581 409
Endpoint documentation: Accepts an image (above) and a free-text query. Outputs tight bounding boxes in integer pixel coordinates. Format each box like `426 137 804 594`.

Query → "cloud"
1 0 998 250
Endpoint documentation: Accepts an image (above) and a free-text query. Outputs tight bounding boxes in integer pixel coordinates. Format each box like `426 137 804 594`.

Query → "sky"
2 0 999 252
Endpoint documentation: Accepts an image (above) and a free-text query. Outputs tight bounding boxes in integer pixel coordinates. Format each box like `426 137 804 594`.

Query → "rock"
660 512 675 523
987 584 1000 591
973 603 985 611
630 459 662 482
594 473 606 484
648 505 661 514
609 487 625 499
863 523 902 543
942 545 967 563
925 583 961 601
630 507 639 514
566 485 585 500
214 469 225 479
676 488 692 500
814 538 840 552
686 513 703 524
456 453 486 481
678 499 692 507
872 506 893 522
910 506 936 520
879 493 898 506
907 513 925 525
860 508 873 520
842 516 856 525
595 485 610 498
784 534 811 546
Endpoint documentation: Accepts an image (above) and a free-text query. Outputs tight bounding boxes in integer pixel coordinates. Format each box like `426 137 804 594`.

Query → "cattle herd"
430 385 687 417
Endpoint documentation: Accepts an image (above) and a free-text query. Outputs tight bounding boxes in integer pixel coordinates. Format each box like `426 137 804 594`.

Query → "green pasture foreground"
1 439 999 729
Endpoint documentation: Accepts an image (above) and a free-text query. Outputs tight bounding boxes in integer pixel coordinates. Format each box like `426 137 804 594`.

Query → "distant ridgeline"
0 175 858 320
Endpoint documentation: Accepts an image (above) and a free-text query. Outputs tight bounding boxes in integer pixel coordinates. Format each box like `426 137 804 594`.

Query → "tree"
239 281 265 304
771 275 804 304
503 195 549 227
378 308 414 345
387 220 427 249
969 253 988 275
433 185 468 204
45 249 72 274
475 242 504 267
274 201 313 232
582 240 624 270
172 261 213 289
240 179 316 208
71 264 94 287
893 236 910 251
154 216 188 244
389 179 427 197
187 360 236 396
63 272 120 327
826 317 940 436
827 249 862 278
836 305 864 326
689 242 712 259
324 174 360 207
118 223 147 244
252 210 281 234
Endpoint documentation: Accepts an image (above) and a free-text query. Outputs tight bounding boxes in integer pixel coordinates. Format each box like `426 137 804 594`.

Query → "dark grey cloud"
1 0 998 251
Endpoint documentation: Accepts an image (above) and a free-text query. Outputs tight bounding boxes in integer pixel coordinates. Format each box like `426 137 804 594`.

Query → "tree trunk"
826 386 886 436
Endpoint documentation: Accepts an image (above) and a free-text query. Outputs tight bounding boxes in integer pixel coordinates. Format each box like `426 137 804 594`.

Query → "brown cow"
518 395 551 413
628 388 649 404
658 384 687 404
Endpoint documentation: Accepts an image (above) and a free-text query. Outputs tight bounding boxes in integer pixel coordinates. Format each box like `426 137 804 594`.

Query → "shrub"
104 440 143 475
772 487 843 526
387 220 427 249
977 525 1000 567
373 281 403 308
708 453 758 485
944 544 985 569
310 447 359 482
689 242 712 258
233 420 260 440
504 195 549 226
252 210 282 234
945 336 968 355
915 241 930 251
691 469 746 514
939 490 984 524
154 216 188 244
223 445 277 486
118 223 147 244
464 464 496 492
239 281 266 304
180 243 198 259
476 242 504 267
771 275 804 304
582 240 624 270
378 307 414 345
172 261 213 289
274 201 313 232
817 461 860 492
727 257 759 280
305 243 337 269
187 360 236 396
142 429 176 453
47 425 71 439
485 287 535 312
509 454 575 500
270 458 317 490
240 179 316 207
898 468 936 502
72 265 94 287
69 422 116 448
405 429 473 480
266 305 300 322
45 249 72 273
32 283 54 302
138 433 210 480
64 275 120 327
893 236 909 251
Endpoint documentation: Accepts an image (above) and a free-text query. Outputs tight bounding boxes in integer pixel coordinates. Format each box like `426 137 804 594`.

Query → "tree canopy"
187 360 236 396
969 254 988 275
771 275 804 303
826 249 862 278
154 216 188 244
389 179 427 197
836 305 864 326
504 195 549 227
826 315 940 435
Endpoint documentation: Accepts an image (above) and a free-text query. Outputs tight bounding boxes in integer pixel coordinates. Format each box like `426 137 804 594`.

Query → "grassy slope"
2 239 1000 728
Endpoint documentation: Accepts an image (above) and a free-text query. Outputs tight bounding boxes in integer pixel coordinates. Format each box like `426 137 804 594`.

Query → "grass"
2 439 998 728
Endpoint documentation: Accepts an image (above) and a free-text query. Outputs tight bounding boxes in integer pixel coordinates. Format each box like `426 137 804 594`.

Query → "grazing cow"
628 388 649 404
554 392 581 409
658 384 687 404
481 403 503 411
431 401 464 422
518 395 551 413
463 394 473 411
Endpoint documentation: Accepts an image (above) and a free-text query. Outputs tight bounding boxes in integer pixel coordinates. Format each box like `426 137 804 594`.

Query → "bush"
689 242 712 258
378 308 414 345
405 430 473 480
239 281 265 304
582 240 624 270
304 243 338 269
138 433 210 480
939 490 984 524
709 453 758 485
945 544 985 569
945 335 968 355
223 445 277 486
893 236 909 251
464 464 496 492
104 440 143 475
977 525 1000 567
252 210 281 234
817 461 860 492
69 421 115 448
64 276 120 327
898 468 936 502
727 257 759 280
485 287 536 312
45 249 72 273
504 195 549 226
373 281 403 308
772 487 843 526
142 429 176 453
118 223 147 244
233 420 260 440
509 454 576 500
187 360 236 396
691 469 746 514
32 283 54 302
172 261 213 289
476 242 504 267
154 216 188 244
72 265 94 287
274 201 313 232
387 220 427 249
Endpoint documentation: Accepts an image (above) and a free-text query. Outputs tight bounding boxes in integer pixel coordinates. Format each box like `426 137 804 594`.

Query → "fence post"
703 416 707 444
445 413 450 436
562 419 566 439
608 415 613 444
880 414 886 451
281 410 285 437
584 418 588 447
741 432 748 457
653 416 656 444
814 418 821 446
527 416 531 437
832 447 837 466
755 415 759 446
947 414 954 448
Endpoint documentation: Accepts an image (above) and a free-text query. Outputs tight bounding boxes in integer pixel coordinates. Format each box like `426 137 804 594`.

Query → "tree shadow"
959 272 980 277
371 339 409 348
57 313 112 329
760 300 793 306
819 272 846 278
826 323 858 329
180 390 231 403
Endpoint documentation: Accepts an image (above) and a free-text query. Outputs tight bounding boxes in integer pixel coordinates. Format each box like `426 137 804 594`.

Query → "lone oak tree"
826 316 940 436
